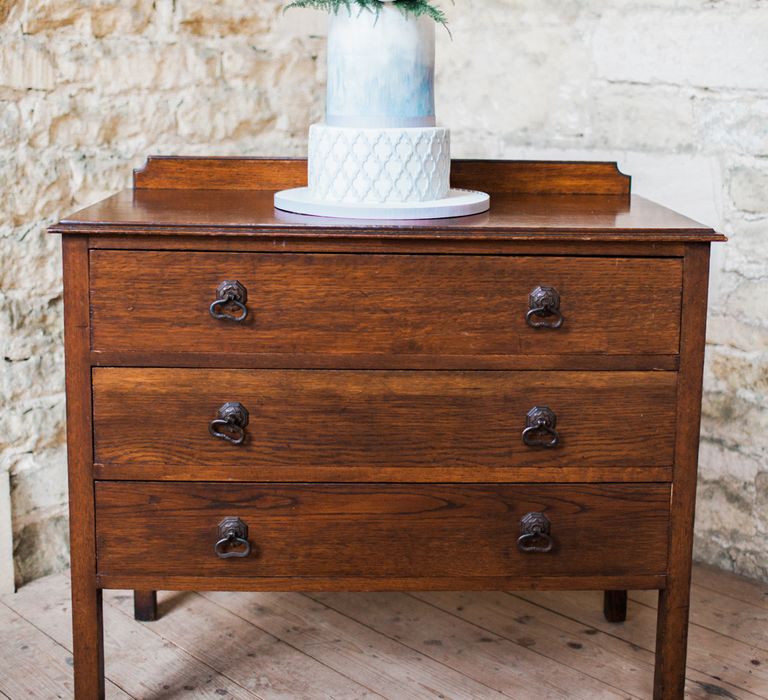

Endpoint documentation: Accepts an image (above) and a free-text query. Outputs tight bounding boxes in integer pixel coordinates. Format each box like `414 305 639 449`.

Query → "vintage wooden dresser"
52 157 725 699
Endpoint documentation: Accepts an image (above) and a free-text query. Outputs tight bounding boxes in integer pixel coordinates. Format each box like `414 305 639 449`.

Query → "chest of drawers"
52 157 725 699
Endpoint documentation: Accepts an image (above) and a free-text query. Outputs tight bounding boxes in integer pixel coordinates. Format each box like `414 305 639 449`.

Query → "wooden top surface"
50 157 724 242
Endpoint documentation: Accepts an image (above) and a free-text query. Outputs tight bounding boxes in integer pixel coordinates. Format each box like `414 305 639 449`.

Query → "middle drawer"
93 368 676 482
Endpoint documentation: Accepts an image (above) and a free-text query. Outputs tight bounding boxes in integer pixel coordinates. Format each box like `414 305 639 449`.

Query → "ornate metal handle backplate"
526 286 564 329
214 517 252 559
210 280 248 322
517 512 554 553
522 406 560 448
209 402 249 445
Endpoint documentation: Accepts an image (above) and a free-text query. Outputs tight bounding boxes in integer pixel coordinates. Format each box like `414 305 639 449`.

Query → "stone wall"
1 0 765 588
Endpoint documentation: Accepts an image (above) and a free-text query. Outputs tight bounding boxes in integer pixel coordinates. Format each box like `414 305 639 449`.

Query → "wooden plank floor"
1 564 765 699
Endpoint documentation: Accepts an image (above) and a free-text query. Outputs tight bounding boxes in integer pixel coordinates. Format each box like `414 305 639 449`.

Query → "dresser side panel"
62 235 104 699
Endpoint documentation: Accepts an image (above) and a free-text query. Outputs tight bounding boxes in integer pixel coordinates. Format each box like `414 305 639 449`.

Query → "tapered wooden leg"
603 590 627 622
133 590 158 621
71 578 105 699
653 582 691 699
653 246 710 699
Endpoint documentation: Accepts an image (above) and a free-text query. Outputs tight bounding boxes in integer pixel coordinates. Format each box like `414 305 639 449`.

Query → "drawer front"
95 482 670 580
90 251 682 357
93 368 677 478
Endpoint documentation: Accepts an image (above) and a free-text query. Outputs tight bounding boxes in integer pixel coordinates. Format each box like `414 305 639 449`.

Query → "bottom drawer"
95 482 670 581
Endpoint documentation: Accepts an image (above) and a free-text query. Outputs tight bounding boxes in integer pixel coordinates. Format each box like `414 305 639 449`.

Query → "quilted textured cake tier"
308 123 450 204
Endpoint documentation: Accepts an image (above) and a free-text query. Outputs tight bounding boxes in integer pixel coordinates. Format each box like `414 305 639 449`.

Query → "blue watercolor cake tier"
326 6 436 128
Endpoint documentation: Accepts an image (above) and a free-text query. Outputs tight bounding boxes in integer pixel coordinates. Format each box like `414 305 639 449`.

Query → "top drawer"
90 251 682 358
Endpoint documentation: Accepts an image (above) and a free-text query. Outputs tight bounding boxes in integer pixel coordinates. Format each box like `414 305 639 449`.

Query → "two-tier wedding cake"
274 1 490 219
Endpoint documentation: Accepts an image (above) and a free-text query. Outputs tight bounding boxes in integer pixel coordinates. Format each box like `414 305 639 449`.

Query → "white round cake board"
274 187 490 220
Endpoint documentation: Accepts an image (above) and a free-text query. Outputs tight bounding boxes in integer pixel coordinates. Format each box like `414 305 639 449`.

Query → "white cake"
274 3 488 219
308 124 450 204
309 6 449 206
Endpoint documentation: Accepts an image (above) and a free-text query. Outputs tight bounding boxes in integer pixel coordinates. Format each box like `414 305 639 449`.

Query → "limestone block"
177 0 277 37
589 84 696 152
0 0 20 25
220 40 274 83
695 473 767 581
0 149 18 219
1 394 66 455
12 512 69 588
707 345 768 407
8 450 68 532
593 9 768 91
21 0 88 34
68 155 132 207
0 227 62 297
53 39 221 94
699 439 761 485
176 85 276 143
697 481 758 541
89 0 156 39
0 37 56 91
21 0 155 37
695 98 768 157
707 315 768 355
11 155 73 227
728 161 768 214
720 217 768 280
96 94 180 151
16 92 88 150
701 387 768 456
439 18 591 142
0 101 19 148
724 279 768 331
2 353 65 412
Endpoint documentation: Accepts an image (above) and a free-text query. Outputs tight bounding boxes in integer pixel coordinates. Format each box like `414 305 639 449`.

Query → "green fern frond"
284 0 448 27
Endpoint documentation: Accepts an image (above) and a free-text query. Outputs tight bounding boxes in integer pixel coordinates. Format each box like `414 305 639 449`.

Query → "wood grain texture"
517 586 768 700
305 591 630 699
92 369 677 477
94 464 672 484
105 589 390 700
0 602 132 700
87 233 688 257
419 592 764 700
134 156 308 191
97 573 666 592
51 189 724 242
3 573 258 699
90 349 679 372
90 251 683 357
654 243 712 700
6 566 763 700
61 235 105 700
200 588 515 700
133 157 632 196
94 482 671 581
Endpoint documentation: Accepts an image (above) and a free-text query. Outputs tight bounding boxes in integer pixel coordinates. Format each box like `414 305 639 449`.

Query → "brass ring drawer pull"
517 512 554 553
209 280 248 322
215 517 252 559
526 285 563 329
209 402 249 445
522 406 560 448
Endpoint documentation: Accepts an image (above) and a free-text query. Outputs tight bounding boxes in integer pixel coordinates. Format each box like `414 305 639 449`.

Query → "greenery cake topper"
285 0 448 26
